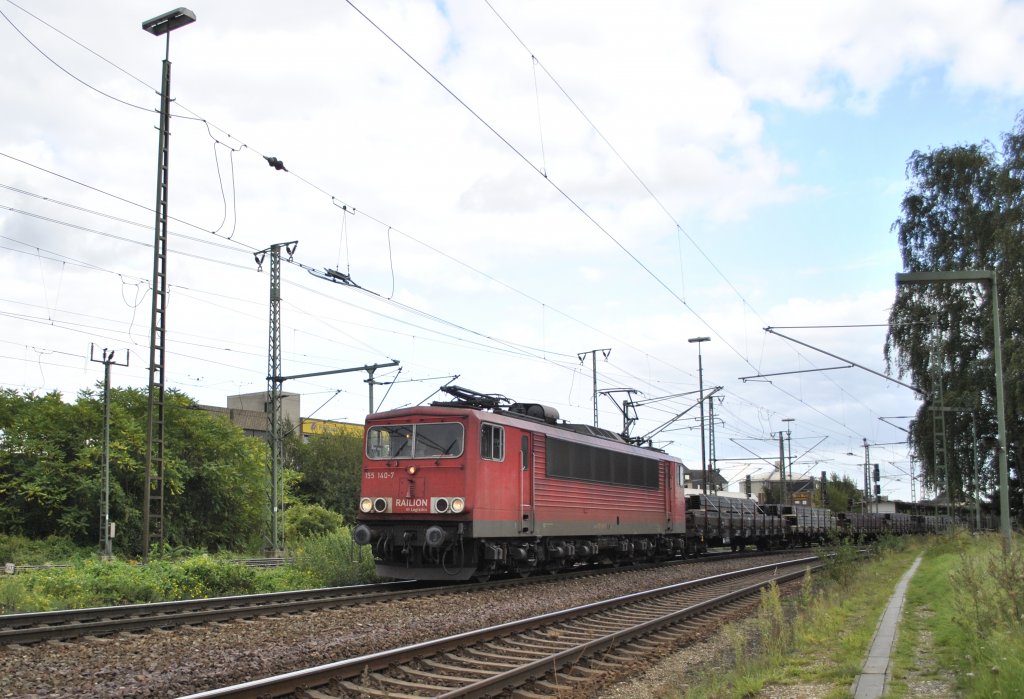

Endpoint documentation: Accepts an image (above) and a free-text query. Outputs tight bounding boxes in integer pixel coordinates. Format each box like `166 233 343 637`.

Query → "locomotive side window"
547 438 659 489
481 423 504 461
366 422 464 459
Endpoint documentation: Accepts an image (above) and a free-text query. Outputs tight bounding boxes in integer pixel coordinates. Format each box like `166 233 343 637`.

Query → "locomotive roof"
367 402 677 459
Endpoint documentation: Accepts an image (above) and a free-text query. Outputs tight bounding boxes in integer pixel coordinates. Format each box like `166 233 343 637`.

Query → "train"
352 386 950 581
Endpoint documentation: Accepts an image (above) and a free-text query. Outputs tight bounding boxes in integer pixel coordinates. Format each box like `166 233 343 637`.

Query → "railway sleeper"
644 602 688 615
646 630 679 644
301 689 344 699
544 670 593 685
418 659 495 678
603 610 656 623
543 628 595 642
460 645 537 664
480 642 547 659
565 664 603 677
511 689 551 699
370 671 461 692
396 667 476 686
504 635 575 651
625 638 664 651
566 620 618 634
338 679 419 699
603 645 652 659
445 649 520 668
533 678 585 693
587 657 629 670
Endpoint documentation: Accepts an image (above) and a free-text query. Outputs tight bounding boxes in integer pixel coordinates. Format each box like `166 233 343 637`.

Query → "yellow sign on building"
301 418 363 438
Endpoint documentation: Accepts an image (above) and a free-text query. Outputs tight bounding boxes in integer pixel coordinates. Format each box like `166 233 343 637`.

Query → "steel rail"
442 565 818 698
178 555 821 699
0 580 421 645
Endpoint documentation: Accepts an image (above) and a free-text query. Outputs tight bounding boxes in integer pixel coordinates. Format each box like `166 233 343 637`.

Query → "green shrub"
898 533 1024 698
0 533 90 566
285 503 345 542
0 534 376 614
875 533 908 556
822 539 859 584
162 555 259 599
0 556 263 612
949 535 1024 640
0 575 53 614
252 564 320 593
292 528 376 587
756 580 790 658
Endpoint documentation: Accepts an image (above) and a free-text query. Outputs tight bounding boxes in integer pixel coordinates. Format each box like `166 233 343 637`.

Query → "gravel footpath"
0 553 807 698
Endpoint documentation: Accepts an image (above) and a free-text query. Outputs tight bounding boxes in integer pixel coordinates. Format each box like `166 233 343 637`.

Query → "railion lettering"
395 498 429 508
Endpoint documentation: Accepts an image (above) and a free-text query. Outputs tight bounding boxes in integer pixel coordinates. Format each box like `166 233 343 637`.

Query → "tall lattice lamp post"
140 7 196 561
688 337 711 494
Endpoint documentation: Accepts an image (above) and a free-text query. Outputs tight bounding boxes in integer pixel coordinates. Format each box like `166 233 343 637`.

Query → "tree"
285 502 345 541
291 430 364 522
823 473 862 513
886 115 1024 521
0 389 104 541
161 393 271 552
0 386 272 553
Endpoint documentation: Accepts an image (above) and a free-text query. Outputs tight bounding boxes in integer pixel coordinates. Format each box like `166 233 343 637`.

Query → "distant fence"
4 558 293 574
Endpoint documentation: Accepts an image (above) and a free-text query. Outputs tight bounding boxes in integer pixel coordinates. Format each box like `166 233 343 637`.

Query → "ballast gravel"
0 553 805 698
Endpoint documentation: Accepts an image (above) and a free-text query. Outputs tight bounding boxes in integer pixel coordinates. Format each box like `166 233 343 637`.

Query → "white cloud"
2 0 1021 500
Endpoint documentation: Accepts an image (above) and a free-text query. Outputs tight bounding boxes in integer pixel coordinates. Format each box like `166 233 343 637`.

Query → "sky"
2 0 1022 503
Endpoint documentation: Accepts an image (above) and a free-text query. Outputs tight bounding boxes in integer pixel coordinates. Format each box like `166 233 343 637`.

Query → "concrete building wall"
227 392 301 430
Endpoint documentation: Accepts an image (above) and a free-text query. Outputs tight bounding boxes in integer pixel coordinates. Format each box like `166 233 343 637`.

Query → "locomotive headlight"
407 465 417 475
373 497 388 513
451 497 466 514
359 497 373 513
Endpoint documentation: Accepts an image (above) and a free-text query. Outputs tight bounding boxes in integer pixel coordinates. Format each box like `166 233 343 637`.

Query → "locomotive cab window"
366 422 464 459
481 423 504 461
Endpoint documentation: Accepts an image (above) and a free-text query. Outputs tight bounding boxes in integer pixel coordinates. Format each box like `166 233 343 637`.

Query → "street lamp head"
142 7 196 36
688 336 710 344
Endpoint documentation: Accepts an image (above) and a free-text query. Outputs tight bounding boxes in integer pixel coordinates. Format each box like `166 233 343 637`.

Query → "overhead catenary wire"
0 3 152 113
0 4 905 470
339 0 889 441
1 9 735 401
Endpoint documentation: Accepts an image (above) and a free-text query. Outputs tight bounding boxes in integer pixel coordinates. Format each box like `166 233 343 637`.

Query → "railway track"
181 555 822 699
0 580 428 645
0 549 789 646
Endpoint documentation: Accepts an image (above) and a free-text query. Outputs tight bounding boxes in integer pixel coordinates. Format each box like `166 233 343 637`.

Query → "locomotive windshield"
366 422 464 459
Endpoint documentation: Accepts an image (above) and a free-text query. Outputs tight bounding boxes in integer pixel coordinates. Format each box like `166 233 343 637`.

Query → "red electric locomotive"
353 386 690 580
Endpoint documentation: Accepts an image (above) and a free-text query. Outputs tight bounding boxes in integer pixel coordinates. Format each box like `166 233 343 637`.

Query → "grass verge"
653 533 1024 699
0 528 377 614
659 539 923 698
889 531 1024 698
